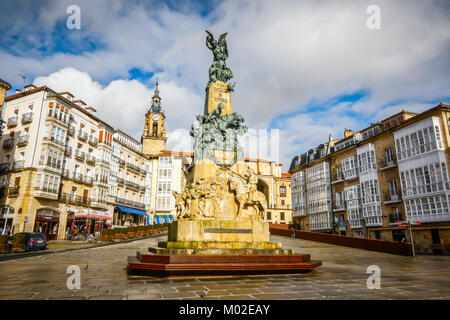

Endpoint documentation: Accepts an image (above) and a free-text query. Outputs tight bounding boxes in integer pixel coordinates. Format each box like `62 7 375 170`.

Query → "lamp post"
395 220 420 257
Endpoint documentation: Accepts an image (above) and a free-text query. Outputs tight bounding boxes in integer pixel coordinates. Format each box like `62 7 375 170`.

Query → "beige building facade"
290 104 450 255
0 80 292 239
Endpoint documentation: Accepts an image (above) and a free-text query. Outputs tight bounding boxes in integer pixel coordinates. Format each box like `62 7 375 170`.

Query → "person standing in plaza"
291 226 296 239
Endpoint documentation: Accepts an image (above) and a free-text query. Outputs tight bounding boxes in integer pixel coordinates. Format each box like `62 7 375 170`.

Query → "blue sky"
1 0 449 170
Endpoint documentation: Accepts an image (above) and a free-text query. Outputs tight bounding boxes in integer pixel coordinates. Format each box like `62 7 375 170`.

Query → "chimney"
344 129 354 138
85 106 97 115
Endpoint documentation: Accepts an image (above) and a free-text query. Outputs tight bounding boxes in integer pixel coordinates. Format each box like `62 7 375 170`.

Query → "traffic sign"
392 220 421 226
23 215 28 223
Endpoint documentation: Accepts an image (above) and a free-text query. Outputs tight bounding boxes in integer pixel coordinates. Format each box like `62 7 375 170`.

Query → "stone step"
157 241 282 250
147 247 295 255
137 251 311 264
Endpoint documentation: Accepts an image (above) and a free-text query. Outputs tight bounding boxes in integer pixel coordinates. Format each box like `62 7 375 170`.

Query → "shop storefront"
34 208 60 240
0 206 14 233
114 205 148 227
154 214 173 224
67 208 113 235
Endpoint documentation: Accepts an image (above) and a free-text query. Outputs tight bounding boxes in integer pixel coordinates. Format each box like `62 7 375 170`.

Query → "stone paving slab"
0 235 449 300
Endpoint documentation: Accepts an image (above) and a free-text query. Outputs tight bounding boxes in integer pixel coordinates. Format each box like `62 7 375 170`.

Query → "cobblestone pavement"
0 235 449 300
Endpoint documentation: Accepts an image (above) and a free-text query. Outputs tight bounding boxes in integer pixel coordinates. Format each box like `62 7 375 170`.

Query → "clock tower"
142 80 167 155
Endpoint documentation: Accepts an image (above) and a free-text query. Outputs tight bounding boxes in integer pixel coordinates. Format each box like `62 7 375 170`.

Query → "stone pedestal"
168 219 270 243
204 81 232 115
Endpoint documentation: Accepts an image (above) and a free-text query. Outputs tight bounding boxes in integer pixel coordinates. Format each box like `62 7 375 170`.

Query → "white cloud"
33 67 202 141
2 0 449 170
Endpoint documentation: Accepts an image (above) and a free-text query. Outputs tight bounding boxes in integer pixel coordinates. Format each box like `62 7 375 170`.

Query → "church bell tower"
142 80 167 155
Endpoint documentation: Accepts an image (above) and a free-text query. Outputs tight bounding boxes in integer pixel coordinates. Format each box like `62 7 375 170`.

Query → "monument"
128 31 321 276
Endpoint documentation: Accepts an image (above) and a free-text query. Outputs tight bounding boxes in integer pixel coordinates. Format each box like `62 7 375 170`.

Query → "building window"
354 230 364 238
266 211 271 220
385 148 393 164
280 185 286 196
280 212 285 221
342 155 358 179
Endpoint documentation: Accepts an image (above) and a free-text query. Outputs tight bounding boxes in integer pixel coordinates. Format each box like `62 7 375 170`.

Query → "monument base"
127 253 322 277
127 218 321 276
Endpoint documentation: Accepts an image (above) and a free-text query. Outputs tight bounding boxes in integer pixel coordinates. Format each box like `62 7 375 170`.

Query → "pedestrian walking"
290 226 296 239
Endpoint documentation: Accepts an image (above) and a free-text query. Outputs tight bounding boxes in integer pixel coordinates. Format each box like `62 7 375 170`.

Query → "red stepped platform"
127 252 322 277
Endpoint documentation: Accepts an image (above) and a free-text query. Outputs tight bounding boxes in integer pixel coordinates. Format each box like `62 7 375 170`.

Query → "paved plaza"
0 235 449 300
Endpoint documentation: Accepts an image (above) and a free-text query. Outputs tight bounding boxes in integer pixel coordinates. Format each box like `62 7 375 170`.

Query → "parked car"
7 232 47 253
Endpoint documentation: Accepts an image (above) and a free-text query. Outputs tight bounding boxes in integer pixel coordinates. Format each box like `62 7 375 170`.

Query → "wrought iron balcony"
17 135 29 146
118 159 125 166
133 202 146 209
74 150 85 161
88 135 98 146
61 193 91 206
126 162 142 173
389 213 405 224
13 160 24 170
21 112 33 124
7 116 18 127
8 186 20 197
65 146 73 156
73 172 84 182
96 158 110 165
115 197 127 205
68 126 75 136
117 177 125 185
331 171 344 184
0 163 10 174
78 130 88 141
95 176 108 184
2 138 14 149
84 176 93 184
383 191 402 204
86 155 96 164
114 196 145 209
62 169 70 178
379 156 397 171
125 180 140 190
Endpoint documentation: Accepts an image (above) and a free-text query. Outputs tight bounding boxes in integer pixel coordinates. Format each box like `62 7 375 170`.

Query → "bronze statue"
205 30 234 89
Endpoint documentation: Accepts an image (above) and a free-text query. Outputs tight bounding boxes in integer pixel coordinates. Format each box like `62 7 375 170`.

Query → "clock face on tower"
152 114 160 121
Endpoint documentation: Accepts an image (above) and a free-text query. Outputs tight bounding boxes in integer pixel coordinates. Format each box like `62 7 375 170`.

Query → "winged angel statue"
205 30 234 90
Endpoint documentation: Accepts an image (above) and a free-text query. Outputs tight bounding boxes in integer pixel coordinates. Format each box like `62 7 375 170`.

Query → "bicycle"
86 234 97 243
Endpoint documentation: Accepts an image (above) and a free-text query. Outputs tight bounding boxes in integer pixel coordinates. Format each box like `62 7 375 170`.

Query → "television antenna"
17 74 27 88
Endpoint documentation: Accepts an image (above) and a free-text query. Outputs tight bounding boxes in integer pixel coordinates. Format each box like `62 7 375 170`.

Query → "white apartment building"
394 116 450 223
291 170 307 218
357 143 383 227
306 161 332 231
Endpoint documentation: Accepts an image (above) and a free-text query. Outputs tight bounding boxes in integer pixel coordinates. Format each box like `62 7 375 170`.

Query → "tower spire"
142 78 167 155
149 78 162 113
